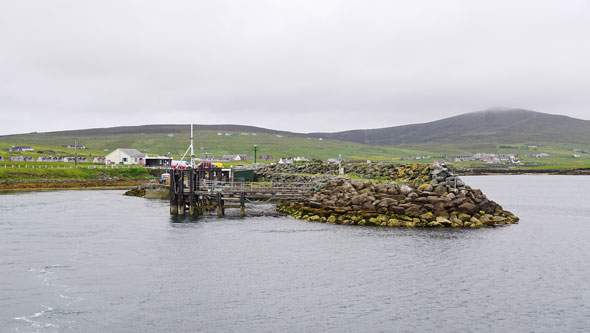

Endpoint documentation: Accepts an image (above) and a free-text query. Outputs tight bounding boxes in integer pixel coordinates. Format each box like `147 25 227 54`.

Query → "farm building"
106 148 147 165
9 146 34 152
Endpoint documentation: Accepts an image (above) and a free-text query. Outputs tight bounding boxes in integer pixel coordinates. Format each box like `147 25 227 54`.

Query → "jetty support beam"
170 170 178 215
177 170 185 215
216 192 224 217
240 191 246 217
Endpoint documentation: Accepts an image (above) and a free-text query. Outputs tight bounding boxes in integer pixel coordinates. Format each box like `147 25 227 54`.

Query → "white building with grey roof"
106 148 147 165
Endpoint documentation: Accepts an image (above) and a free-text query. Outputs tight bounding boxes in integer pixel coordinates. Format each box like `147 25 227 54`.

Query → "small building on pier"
142 156 172 168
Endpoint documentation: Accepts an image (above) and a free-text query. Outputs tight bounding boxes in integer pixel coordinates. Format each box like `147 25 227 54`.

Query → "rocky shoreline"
257 163 518 228
124 183 169 199
454 167 590 176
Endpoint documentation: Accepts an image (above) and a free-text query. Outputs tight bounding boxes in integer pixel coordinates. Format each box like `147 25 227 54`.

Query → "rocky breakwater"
256 162 460 185
278 177 518 228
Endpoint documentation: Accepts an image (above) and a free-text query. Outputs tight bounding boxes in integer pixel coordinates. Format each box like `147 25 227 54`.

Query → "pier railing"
194 180 314 194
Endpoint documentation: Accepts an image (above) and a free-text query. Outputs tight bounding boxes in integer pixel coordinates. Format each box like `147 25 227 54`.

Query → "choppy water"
1 175 590 332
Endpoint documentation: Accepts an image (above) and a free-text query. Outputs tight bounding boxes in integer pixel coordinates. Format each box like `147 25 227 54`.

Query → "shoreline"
454 168 590 176
0 179 147 192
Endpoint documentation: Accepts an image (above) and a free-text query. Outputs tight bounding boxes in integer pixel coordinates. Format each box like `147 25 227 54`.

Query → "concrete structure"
106 148 147 165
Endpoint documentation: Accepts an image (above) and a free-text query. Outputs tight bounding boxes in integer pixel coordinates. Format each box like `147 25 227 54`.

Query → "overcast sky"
1 0 589 135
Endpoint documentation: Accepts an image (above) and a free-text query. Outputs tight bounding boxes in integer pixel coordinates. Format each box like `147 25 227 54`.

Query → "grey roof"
118 148 146 157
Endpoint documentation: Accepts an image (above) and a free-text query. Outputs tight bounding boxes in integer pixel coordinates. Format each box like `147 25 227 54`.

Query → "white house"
106 148 147 165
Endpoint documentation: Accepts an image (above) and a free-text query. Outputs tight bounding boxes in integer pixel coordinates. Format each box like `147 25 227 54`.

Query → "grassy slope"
0 131 435 162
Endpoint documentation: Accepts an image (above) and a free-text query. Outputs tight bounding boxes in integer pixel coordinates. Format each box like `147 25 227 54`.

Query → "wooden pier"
169 168 313 217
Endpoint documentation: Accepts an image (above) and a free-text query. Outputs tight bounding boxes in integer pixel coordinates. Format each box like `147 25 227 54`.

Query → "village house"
105 148 147 165
11 156 34 162
294 156 309 162
278 158 293 164
37 156 61 162
526 153 551 158
9 145 34 152
258 154 274 161
93 157 106 163
66 144 87 149
63 157 88 163
222 154 252 161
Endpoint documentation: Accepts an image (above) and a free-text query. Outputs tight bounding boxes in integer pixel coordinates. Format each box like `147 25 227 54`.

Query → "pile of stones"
278 177 518 228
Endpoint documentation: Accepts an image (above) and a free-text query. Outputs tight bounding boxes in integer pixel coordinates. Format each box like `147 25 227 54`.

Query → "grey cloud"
0 0 589 135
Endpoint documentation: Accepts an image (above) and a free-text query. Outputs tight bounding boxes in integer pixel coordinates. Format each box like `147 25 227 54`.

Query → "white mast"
180 123 196 168
190 124 195 168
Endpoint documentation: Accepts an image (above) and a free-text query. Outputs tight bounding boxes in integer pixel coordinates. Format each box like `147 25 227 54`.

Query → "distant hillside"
1 109 589 162
30 124 301 137
308 109 590 145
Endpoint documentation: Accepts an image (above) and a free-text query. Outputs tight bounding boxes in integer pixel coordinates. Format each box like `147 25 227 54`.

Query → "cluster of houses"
277 157 310 164
525 153 551 158
446 153 521 164
9 145 35 152
2 155 103 163
401 155 432 160
217 132 257 136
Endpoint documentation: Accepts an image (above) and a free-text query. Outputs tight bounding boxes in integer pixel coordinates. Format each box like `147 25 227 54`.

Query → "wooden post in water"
170 170 178 214
240 191 246 217
177 170 185 215
216 192 223 217
189 168 196 216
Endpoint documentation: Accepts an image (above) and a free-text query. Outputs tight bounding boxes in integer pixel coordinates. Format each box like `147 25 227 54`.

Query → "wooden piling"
240 191 246 217
189 169 196 215
177 171 185 215
216 192 224 217
170 170 178 214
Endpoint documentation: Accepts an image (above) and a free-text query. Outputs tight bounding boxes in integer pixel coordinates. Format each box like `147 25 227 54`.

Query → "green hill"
1 109 589 167
308 109 590 145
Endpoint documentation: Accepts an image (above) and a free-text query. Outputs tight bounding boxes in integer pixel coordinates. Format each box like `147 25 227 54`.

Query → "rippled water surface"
1 175 590 332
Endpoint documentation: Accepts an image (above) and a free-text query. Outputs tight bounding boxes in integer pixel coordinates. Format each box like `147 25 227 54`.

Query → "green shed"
233 169 255 182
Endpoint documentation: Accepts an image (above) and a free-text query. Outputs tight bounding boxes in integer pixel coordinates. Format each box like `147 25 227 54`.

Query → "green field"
0 162 151 181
